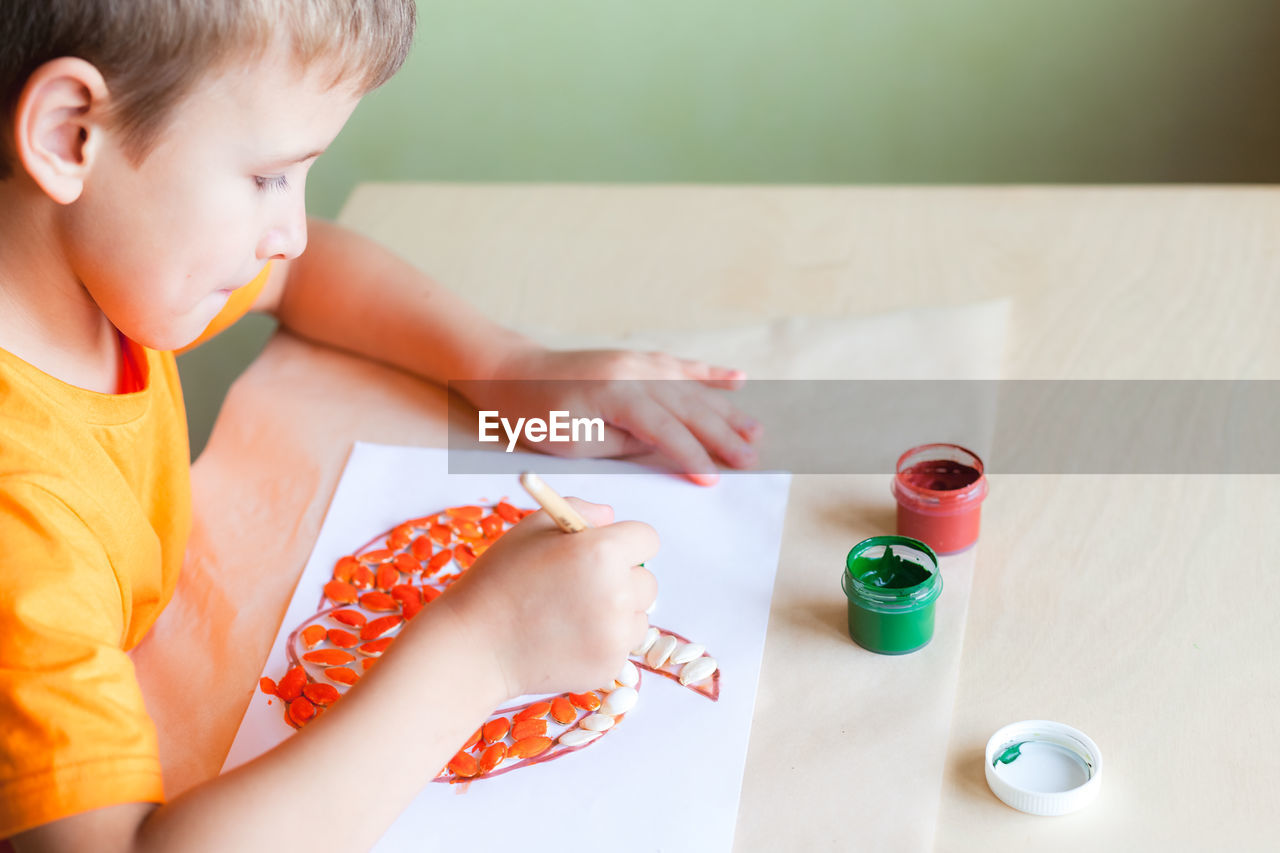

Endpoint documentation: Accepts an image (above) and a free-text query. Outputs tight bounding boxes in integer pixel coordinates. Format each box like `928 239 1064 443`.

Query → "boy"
0 2 759 849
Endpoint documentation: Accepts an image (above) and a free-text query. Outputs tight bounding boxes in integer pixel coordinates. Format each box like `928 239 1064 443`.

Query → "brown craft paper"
131 299 1007 851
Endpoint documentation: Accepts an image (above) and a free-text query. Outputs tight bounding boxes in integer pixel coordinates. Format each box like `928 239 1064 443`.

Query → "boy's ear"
13 57 110 205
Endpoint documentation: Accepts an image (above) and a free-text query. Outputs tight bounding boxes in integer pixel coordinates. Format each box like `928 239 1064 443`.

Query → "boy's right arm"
13 499 658 853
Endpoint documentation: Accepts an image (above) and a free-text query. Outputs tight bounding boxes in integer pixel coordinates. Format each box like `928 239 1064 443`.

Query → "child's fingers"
727 408 764 442
602 519 661 568
560 496 614 527
625 612 652 660
678 358 746 390
605 401 721 486
628 563 659 613
505 498 614 539
670 396 758 470
649 382 757 468
665 368 760 443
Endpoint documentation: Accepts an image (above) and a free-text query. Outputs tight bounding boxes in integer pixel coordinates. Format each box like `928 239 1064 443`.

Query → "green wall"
182 0 1280 457
305 0 1280 218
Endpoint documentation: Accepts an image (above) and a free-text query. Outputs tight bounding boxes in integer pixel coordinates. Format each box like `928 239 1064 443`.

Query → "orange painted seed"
300 624 326 649
390 584 421 608
568 692 601 712
478 743 507 774
453 519 482 539
448 751 479 778
303 648 355 666
359 591 397 612
550 697 576 724
508 736 552 759
350 565 375 589
325 666 358 685
375 564 399 591
333 555 360 583
360 614 402 641
326 628 359 649
454 544 476 569
288 697 316 726
276 666 306 702
482 717 510 744
323 580 357 604
330 609 367 628
426 549 453 573
387 524 413 550
514 701 551 722
359 638 393 655
302 683 340 705
511 718 548 741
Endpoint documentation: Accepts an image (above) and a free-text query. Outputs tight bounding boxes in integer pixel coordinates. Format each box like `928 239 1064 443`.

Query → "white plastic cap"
984 720 1102 816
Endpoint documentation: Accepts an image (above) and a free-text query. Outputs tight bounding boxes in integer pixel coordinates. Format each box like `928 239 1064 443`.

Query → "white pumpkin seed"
616 659 639 687
645 634 678 669
581 713 615 732
669 642 705 665
600 685 638 716
679 656 718 686
632 626 659 656
559 729 603 747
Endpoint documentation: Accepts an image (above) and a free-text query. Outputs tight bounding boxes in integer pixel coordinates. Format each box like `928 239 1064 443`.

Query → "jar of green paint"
842 536 942 655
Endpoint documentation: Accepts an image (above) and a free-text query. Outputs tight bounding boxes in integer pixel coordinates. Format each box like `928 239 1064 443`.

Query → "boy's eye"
254 174 290 194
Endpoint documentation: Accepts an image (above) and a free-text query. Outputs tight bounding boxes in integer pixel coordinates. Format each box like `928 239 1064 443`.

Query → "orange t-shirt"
0 265 269 839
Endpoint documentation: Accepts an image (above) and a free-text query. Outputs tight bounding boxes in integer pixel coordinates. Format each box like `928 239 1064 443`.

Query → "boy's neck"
0 182 125 394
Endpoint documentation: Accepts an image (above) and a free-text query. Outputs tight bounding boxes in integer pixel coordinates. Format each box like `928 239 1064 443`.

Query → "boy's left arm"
254 219 760 484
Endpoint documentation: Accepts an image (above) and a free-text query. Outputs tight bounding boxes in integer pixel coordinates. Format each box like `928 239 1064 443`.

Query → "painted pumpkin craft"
259 501 721 782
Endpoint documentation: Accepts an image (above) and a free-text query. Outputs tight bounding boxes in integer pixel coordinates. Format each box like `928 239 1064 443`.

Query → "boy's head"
0 0 415 349
1 0 416 182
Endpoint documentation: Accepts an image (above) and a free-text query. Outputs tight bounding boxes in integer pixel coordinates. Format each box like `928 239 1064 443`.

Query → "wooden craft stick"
519 471 590 533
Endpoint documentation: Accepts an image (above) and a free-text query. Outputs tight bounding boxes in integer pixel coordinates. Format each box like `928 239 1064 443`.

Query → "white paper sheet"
223 443 791 851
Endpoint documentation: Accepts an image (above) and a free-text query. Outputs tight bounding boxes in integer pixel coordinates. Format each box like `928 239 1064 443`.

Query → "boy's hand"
437 499 659 699
459 347 763 486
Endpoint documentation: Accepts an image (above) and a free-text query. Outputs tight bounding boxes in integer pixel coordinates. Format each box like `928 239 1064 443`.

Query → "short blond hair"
0 0 416 180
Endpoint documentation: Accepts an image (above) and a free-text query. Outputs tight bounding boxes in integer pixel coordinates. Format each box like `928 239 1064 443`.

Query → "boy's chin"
121 314 218 352
113 284 236 350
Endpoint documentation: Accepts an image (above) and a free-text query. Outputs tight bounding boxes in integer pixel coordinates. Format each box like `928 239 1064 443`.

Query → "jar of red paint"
892 443 988 555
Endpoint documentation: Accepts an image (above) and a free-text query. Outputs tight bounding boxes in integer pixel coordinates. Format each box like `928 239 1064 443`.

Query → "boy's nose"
258 205 309 261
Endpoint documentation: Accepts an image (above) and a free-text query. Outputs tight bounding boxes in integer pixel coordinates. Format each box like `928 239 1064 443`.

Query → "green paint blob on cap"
994 742 1025 766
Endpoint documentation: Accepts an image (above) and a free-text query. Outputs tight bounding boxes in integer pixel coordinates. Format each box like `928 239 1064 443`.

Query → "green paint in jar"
842 536 942 655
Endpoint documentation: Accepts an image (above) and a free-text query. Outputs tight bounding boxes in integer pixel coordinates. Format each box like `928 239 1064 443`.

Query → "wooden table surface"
334 184 1279 851
151 185 1275 852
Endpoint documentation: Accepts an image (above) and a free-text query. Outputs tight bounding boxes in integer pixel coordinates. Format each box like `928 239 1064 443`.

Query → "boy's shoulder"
0 344 191 644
